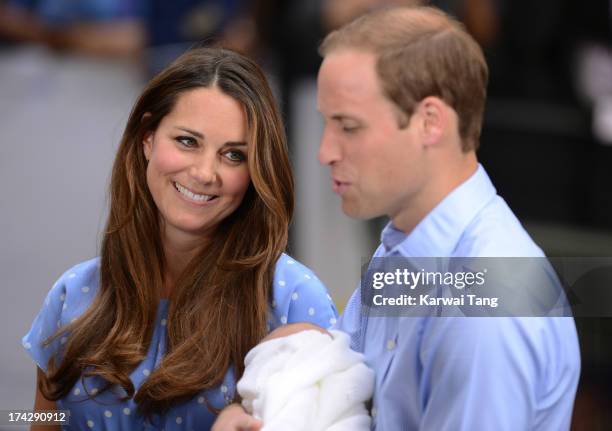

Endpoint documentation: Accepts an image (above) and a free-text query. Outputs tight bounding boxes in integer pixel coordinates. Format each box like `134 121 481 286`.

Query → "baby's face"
262 322 329 343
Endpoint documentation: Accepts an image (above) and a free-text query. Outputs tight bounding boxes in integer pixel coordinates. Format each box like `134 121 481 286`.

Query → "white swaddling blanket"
237 329 374 431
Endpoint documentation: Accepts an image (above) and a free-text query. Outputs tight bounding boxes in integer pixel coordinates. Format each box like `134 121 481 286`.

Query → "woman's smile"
173 181 218 204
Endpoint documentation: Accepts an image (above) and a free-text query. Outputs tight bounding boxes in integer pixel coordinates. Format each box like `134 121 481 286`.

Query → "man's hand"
212 404 262 431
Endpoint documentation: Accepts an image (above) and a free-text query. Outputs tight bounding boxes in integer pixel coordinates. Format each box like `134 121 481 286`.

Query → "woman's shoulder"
37 257 101 327
52 257 101 306
273 253 320 284
270 254 338 329
22 257 101 371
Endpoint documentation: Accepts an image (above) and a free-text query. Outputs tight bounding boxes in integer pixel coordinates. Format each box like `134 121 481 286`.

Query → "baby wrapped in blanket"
236 327 374 431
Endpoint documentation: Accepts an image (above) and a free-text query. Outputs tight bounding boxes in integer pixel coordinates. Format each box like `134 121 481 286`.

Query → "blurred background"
0 0 611 429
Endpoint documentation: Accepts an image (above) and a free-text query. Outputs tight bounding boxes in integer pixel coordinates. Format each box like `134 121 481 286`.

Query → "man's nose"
318 128 341 166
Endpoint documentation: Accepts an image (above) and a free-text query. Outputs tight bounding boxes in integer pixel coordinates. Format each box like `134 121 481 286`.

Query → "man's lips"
332 179 351 195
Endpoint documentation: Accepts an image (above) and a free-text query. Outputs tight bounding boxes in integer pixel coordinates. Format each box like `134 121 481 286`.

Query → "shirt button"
386 339 396 351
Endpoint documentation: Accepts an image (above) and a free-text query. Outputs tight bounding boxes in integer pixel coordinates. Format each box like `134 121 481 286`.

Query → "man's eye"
176 136 197 147
342 126 360 134
224 150 246 162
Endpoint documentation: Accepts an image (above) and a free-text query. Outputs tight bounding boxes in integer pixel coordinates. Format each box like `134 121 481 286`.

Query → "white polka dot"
287 260 295 265
327 294 333 301
386 339 396 351
91 388 99 395
23 342 32 349
104 410 112 418
161 319 167 326
73 388 81 396
329 317 337 325
81 286 90 293
68 273 76 279
87 420 94 428
60 337 68 344
278 280 286 287
60 294 66 301
304 274 311 279
143 369 150 376
280 316 287 324
220 385 228 394
291 292 299 301
62 304 67 311
197 396 204 404
308 307 315 316
123 407 130 415
176 417 183 424
271 300 276 308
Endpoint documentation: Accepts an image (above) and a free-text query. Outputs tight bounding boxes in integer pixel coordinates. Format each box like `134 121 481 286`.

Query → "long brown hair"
41 48 294 416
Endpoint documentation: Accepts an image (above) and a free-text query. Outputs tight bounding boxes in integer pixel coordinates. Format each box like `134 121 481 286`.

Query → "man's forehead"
318 49 382 106
320 49 377 82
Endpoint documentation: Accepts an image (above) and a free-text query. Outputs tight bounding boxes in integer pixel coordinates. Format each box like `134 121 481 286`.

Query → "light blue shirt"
337 164 580 430
23 254 338 430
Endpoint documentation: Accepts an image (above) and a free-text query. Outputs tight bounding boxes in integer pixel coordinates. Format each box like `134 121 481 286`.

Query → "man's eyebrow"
331 114 361 122
175 126 204 139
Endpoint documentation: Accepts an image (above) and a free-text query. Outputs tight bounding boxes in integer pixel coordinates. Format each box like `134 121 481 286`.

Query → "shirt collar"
381 164 497 257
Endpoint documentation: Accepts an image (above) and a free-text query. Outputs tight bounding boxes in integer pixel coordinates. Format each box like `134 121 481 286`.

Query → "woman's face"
143 86 250 244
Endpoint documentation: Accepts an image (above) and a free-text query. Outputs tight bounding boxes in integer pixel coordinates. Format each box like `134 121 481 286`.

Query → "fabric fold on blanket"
237 329 374 431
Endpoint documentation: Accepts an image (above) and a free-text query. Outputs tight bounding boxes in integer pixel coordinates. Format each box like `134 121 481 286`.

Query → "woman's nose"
190 153 218 185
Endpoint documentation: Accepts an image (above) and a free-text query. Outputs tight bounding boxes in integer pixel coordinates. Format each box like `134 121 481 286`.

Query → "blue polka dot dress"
23 255 338 430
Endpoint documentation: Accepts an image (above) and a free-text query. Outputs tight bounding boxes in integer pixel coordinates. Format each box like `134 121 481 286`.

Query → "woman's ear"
143 131 153 161
142 113 153 161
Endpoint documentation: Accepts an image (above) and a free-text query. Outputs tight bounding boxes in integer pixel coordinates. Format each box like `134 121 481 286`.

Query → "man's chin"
341 200 381 220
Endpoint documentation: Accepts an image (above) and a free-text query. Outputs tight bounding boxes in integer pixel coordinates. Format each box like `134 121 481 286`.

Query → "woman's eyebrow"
175 126 204 139
221 142 248 148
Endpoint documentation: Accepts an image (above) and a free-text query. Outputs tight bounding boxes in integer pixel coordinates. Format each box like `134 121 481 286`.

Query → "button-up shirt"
337 164 581 430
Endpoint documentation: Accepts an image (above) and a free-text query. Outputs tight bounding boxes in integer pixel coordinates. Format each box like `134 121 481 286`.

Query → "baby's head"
262 322 330 343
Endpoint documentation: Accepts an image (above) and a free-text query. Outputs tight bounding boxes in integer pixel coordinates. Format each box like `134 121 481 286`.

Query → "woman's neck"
161 227 209 298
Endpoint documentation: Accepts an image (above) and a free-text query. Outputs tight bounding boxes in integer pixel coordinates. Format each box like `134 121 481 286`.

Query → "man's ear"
415 96 446 147
142 113 153 161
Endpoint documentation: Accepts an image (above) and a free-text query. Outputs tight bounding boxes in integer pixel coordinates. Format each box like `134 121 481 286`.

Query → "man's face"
317 49 427 222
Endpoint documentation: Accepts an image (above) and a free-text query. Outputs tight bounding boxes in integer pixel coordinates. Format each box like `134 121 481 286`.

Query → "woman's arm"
31 367 60 431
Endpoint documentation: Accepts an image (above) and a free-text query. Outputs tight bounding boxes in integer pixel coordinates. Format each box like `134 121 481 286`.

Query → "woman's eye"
224 150 246 162
176 136 197 147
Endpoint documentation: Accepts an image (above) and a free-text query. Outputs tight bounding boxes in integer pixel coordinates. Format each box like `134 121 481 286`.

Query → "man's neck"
391 152 478 234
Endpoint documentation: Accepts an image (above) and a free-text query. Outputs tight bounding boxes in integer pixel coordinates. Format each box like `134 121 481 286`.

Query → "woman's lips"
173 181 218 205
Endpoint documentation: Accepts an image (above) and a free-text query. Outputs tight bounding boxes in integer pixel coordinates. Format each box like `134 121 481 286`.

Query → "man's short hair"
320 6 488 151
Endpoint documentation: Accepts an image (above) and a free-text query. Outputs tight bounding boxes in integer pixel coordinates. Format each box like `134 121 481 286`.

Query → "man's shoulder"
454 195 544 257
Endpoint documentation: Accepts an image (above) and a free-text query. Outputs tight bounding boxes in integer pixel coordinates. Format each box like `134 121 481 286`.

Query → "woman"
23 47 337 430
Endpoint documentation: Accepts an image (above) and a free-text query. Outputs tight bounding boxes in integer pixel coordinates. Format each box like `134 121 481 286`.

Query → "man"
213 6 580 430
316 5 580 430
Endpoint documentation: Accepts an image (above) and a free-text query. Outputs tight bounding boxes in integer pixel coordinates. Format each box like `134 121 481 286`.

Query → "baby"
234 323 374 431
